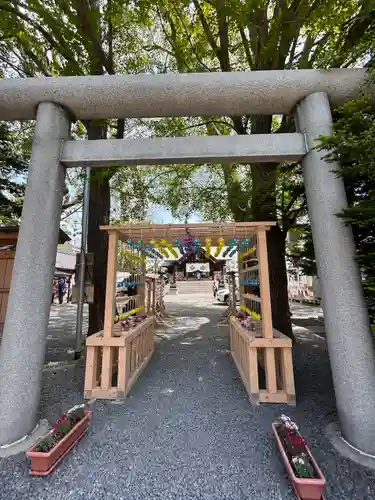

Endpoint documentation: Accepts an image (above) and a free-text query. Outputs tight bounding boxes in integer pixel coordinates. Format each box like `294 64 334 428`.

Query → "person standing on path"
52 279 57 304
58 278 66 305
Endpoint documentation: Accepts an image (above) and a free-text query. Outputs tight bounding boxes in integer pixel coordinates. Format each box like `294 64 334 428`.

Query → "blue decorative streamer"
117 281 144 288
239 237 250 249
194 237 201 258
223 237 239 258
127 238 163 259
240 280 259 286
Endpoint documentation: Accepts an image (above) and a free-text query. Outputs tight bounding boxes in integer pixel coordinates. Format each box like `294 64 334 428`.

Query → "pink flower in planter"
293 436 307 447
53 414 68 432
280 414 299 431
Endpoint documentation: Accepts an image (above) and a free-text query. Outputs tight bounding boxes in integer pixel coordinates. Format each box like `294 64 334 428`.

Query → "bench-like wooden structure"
231 225 296 405
84 228 158 400
229 317 295 404
84 316 155 399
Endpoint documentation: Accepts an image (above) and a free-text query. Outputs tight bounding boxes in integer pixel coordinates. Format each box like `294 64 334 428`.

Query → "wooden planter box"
230 316 295 405
272 423 326 500
84 316 155 400
27 409 92 476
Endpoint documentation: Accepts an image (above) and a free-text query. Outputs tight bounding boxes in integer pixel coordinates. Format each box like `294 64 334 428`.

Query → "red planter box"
272 423 326 500
27 409 92 476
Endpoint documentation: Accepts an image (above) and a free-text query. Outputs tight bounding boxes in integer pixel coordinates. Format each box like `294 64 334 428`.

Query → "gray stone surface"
0 69 368 121
0 297 374 499
290 303 326 337
0 103 71 446
326 422 375 470
45 303 88 364
0 420 49 459
0 303 88 365
296 92 375 455
61 134 306 168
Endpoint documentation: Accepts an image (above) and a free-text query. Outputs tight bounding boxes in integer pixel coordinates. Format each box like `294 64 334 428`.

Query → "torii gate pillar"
296 92 375 457
0 102 71 446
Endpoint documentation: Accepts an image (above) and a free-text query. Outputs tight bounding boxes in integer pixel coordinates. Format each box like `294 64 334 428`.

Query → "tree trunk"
250 116 294 340
266 225 293 338
86 121 111 335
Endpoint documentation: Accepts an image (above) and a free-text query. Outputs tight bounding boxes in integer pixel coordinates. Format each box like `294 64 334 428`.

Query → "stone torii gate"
0 70 374 462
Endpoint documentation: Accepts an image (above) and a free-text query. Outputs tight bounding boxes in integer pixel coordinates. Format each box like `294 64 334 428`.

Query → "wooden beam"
99 222 276 243
103 231 118 338
100 222 276 232
257 230 273 339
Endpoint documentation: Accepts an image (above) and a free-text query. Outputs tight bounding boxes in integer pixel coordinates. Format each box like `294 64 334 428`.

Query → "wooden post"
152 277 156 314
103 230 118 337
117 344 130 396
257 228 277 395
84 346 99 395
146 278 152 314
256 229 273 339
230 272 237 315
238 250 245 309
137 260 146 316
248 347 259 397
281 347 296 400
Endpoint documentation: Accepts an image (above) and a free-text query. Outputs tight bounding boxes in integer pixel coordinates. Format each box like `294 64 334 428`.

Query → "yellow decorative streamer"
119 248 145 268
161 239 178 258
152 239 169 258
238 246 256 263
205 237 212 257
215 237 225 257
158 241 170 258
125 250 146 264
115 306 145 323
240 304 261 321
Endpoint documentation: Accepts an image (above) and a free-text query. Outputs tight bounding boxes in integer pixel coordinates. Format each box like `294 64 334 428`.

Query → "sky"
149 205 201 224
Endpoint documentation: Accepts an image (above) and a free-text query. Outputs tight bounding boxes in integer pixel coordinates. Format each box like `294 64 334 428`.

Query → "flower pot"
27 409 92 476
272 423 326 500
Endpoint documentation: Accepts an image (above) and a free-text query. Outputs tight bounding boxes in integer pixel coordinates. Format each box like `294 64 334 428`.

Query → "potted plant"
272 415 326 500
27 404 92 476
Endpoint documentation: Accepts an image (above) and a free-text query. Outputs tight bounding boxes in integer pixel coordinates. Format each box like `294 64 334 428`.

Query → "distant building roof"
0 225 71 246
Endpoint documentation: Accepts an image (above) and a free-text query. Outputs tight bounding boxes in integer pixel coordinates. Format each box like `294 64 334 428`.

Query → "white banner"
186 263 210 273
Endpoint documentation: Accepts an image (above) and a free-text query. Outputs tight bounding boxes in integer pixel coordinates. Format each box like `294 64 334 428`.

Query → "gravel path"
45 303 88 364
0 296 374 499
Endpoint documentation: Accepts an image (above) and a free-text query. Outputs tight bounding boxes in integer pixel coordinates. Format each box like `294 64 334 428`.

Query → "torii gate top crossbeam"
100 222 276 244
0 69 368 121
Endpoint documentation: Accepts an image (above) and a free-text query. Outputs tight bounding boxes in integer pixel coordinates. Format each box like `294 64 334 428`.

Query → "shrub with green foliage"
318 95 375 324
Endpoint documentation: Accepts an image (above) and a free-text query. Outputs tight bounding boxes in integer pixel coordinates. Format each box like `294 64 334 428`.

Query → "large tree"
1 0 373 337
0 122 29 223
136 0 367 336
288 10 375 321
314 95 375 324
0 0 153 334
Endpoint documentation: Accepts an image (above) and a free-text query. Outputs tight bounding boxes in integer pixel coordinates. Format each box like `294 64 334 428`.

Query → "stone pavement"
2 298 324 366
45 303 88 365
0 296 374 499
44 299 325 364
290 302 326 337
0 302 88 365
